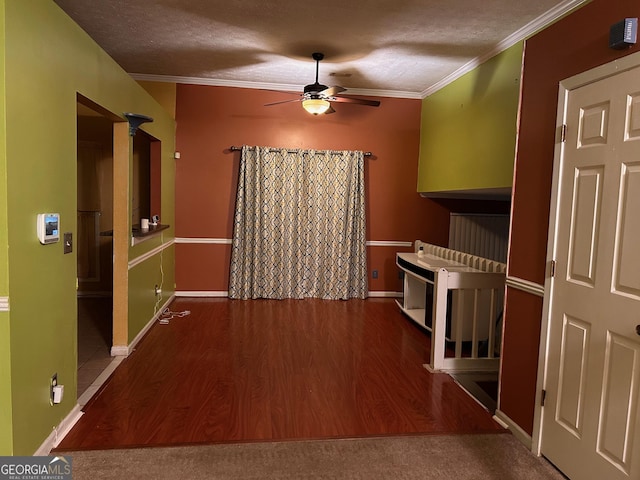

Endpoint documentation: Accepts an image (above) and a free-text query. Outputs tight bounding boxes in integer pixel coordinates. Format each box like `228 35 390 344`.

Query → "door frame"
76 95 130 356
532 50 640 456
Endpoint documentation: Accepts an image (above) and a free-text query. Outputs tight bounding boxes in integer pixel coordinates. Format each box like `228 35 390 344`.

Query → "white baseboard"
175 291 402 299
494 408 533 450
175 291 229 297
110 345 129 356
36 295 176 455
368 291 402 298
110 294 176 357
77 356 125 407
34 405 84 456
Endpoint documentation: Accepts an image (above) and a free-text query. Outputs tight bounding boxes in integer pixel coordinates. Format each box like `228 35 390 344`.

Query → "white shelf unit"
395 266 429 328
396 243 506 373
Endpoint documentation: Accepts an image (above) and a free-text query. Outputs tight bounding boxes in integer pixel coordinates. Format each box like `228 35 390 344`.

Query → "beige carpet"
65 433 566 479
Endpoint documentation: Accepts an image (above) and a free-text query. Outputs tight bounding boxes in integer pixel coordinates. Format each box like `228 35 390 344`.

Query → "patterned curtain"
229 145 368 300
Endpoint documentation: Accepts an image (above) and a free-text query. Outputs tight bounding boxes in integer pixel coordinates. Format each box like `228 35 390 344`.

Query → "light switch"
63 232 73 254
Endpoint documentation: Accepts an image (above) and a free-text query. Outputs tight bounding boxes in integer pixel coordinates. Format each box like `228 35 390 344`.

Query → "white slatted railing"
414 241 506 373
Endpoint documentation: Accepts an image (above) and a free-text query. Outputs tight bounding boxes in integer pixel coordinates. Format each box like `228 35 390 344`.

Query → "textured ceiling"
53 0 586 97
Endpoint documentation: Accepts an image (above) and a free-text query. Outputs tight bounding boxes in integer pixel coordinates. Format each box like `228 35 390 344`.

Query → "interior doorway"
76 100 115 400
539 52 640 480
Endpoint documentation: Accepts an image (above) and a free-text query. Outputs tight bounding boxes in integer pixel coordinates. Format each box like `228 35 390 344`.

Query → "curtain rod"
229 145 372 157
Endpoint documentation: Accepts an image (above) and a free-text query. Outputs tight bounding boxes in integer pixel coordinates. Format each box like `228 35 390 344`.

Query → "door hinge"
541 389 547 407
550 260 556 278
561 124 567 143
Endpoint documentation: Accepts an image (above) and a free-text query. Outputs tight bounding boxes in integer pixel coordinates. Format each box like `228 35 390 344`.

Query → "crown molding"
131 73 300 92
420 0 590 98
132 0 588 102
340 88 422 99
130 73 422 99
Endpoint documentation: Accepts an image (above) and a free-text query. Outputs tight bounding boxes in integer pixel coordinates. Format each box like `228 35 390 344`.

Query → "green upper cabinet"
417 42 523 197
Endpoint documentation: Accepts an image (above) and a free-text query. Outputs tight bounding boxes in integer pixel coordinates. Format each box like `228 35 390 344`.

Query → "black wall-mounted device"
609 18 638 50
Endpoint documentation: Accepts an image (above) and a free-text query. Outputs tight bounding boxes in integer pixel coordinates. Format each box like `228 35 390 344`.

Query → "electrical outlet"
50 373 57 406
372 270 378 279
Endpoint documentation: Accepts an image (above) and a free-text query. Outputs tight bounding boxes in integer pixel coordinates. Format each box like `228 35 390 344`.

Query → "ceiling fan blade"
262 54 376 113
330 96 380 107
264 98 303 106
321 86 347 97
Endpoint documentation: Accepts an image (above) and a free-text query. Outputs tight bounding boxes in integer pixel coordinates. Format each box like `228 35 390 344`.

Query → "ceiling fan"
265 52 381 115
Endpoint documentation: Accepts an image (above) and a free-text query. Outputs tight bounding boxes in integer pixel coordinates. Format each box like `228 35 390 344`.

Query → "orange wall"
501 0 640 434
174 84 451 292
501 288 544 433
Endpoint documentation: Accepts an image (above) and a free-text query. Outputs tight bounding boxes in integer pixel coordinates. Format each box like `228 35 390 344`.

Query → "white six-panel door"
542 62 640 479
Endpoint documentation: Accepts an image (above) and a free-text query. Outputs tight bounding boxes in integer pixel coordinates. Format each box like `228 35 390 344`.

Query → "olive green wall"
137 81 177 120
129 244 176 340
417 43 523 194
128 126 177 343
0 313 10 456
3 0 175 455
0 0 13 455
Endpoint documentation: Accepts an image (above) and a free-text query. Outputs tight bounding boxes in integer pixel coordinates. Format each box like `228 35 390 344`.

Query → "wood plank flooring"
55 298 503 451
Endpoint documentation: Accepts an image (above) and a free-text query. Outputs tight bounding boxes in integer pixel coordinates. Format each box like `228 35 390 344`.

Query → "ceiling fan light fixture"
302 98 330 115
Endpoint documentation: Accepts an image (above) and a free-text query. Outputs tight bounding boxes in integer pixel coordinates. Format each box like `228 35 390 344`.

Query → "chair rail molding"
505 276 545 297
175 237 412 248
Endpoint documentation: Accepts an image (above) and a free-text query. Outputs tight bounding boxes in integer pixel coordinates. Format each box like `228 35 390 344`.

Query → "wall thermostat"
37 213 60 244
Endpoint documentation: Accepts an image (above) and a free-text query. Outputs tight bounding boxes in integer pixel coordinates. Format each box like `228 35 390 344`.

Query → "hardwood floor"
56 298 503 451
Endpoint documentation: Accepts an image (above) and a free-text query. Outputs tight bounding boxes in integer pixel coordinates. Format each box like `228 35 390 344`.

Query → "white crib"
396 241 506 373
